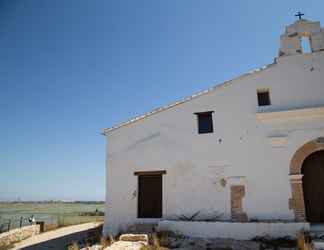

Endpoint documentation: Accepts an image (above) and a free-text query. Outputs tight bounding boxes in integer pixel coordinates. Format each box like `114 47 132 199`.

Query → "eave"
102 62 276 135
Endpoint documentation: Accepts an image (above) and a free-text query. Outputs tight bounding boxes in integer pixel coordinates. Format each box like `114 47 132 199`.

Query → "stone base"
157 220 310 240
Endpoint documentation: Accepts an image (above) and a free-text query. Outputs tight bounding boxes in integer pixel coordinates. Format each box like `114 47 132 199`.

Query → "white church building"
103 18 324 236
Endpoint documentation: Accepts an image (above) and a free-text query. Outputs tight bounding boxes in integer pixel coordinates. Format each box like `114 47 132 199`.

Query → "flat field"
0 202 105 230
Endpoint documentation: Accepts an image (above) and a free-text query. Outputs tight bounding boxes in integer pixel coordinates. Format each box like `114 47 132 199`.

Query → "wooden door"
302 150 324 222
138 174 162 218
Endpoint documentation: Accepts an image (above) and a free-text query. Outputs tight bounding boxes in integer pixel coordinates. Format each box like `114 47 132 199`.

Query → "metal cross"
295 11 304 20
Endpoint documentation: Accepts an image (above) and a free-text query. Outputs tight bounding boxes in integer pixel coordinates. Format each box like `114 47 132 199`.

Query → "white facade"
103 19 324 236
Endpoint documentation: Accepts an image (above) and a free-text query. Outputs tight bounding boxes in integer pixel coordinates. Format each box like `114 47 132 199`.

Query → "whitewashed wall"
103 51 324 235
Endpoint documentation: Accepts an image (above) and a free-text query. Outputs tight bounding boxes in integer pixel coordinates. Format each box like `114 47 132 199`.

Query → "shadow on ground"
20 225 102 250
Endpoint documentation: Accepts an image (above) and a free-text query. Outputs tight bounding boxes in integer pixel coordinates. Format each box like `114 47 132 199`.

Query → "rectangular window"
195 111 214 134
257 90 271 106
301 36 311 53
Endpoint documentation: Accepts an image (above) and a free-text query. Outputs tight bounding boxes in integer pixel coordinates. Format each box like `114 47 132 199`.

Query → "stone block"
119 233 149 243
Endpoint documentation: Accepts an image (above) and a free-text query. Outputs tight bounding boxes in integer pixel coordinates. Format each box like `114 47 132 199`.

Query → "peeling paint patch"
131 190 137 200
220 178 227 187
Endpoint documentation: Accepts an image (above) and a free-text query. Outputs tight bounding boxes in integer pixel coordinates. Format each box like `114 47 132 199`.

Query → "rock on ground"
119 234 148 243
166 237 260 250
81 244 103 250
165 237 296 250
86 233 297 250
104 241 146 250
103 234 148 250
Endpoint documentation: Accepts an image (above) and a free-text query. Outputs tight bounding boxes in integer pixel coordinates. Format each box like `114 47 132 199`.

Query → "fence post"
20 217 23 228
8 219 11 232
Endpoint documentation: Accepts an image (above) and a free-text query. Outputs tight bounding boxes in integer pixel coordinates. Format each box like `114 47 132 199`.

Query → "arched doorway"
302 150 324 222
289 138 324 222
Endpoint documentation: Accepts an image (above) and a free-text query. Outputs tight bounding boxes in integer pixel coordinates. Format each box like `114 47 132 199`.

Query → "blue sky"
0 0 323 201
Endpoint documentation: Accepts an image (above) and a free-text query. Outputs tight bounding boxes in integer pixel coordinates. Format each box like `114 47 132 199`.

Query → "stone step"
126 223 157 233
312 224 324 231
313 240 324 250
104 241 146 250
119 234 149 243
310 224 324 249
311 224 324 240
104 234 149 250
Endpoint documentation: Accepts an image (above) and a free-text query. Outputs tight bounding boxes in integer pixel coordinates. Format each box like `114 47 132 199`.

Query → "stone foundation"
157 221 310 240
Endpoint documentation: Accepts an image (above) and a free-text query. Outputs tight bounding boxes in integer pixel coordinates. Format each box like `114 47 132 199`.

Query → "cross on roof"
295 11 304 20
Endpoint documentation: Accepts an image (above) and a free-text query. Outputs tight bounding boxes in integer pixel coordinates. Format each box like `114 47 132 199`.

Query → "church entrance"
302 150 324 222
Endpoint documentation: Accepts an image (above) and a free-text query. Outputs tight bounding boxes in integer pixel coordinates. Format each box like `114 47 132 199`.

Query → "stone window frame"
289 138 324 221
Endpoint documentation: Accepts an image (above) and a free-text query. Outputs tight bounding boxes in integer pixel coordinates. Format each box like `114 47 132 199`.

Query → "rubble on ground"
82 233 298 250
103 233 148 250
104 240 146 250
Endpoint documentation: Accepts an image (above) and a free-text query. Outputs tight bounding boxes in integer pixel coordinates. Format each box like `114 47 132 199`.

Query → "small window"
257 90 271 106
195 111 214 134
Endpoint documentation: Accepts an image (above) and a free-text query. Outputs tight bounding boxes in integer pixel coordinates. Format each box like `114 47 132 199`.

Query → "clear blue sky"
1 0 323 201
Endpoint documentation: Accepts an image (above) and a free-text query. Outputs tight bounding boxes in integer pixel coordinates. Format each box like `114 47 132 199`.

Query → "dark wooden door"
302 150 324 222
138 174 162 218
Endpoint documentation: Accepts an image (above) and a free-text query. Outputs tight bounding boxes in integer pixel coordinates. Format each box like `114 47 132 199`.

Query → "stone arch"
290 139 324 175
289 138 324 221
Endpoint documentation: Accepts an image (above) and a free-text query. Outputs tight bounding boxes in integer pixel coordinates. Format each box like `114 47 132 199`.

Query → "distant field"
0 202 105 231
